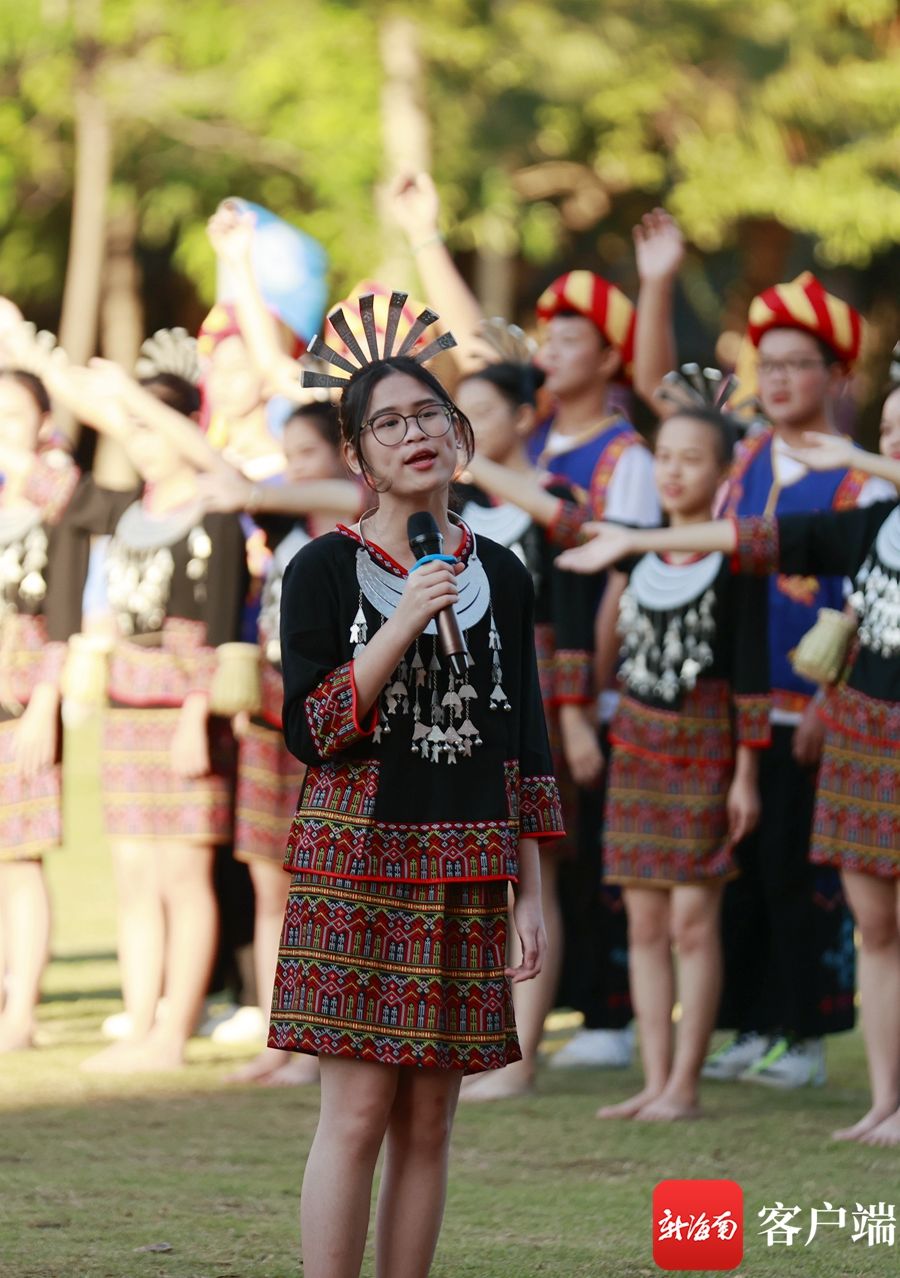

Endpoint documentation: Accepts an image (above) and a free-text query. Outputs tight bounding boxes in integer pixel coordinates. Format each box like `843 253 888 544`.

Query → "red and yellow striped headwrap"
746 272 863 366
536 270 636 380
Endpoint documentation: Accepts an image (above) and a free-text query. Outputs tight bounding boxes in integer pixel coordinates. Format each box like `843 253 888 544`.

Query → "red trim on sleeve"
348 660 379 737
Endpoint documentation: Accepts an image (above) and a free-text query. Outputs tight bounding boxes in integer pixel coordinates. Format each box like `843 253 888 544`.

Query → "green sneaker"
740 1036 826 1089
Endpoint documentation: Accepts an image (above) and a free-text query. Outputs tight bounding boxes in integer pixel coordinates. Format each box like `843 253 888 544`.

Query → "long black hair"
338 355 475 491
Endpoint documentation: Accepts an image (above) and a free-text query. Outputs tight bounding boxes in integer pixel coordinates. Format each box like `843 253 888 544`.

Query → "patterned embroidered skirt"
0 715 62 860
812 686 899 880
234 719 305 865
603 688 738 888
268 873 521 1073
101 705 236 843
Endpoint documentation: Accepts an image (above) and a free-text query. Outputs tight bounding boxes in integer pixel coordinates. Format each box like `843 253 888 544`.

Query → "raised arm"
631 209 684 417
85 358 225 475
206 202 304 403
389 174 485 368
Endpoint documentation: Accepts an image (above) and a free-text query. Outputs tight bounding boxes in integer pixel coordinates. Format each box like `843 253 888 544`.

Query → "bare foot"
0 1019 35 1053
860 1110 900 1148
596 1087 663 1119
81 1039 149 1074
636 1093 701 1122
226 1047 290 1084
832 1104 898 1143
261 1053 321 1087
82 1030 185 1075
459 1060 534 1103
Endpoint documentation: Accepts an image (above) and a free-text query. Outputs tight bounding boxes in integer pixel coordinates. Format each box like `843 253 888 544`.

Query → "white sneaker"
195 1000 241 1038
210 1004 268 1045
701 1032 771 1080
549 1025 635 1069
101 998 170 1041
739 1037 826 1089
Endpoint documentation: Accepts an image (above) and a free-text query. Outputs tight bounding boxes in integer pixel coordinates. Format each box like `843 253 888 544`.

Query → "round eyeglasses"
362 403 455 447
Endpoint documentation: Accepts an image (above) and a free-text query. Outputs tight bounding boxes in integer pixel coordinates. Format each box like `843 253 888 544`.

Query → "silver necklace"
849 505 900 657
349 512 505 764
0 503 48 615
618 553 721 703
355 511 491 636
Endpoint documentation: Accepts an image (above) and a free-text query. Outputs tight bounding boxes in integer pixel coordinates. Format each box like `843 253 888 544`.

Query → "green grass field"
1 724 896 1278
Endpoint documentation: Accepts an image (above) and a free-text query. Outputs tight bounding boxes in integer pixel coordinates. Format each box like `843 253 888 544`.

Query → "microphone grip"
436 608 468 677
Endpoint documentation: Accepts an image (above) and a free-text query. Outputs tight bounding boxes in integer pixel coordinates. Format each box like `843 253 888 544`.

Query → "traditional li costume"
455 476 597 859
716 275 894 1039
734 501 899 880
57 476 248 843
233 518 309 866
267 296 563 1074
604 546 770 886
528 271 660 1032
0 451 80 859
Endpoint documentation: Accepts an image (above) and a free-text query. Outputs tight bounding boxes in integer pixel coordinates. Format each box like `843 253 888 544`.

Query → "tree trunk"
376 14 430 287
475 242 516 323
57 74 111 443
94 202 142 488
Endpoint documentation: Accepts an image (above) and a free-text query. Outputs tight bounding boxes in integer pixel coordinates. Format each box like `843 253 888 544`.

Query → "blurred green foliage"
0 0 897 319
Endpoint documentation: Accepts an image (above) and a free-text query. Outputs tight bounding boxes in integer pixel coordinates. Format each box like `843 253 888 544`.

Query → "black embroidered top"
279 525 564 885
454 479 599 707
54 475 248 707
0 454 82 714
734 501 900 703
611 552 771 758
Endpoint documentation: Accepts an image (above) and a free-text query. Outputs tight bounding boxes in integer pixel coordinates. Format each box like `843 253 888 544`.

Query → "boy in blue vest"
704 274 894 1087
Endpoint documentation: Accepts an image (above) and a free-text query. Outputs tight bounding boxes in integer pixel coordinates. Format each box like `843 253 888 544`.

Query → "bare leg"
598 887 671 1119
81 840 167 1073
374 1067 463 1278
462 852 561 1101
638 884 722 1121
301 1056 399 1278
112 840 165 1038
0 860 51 1052
836 873 900 1143
138 839 218 1069
227 859 311 1083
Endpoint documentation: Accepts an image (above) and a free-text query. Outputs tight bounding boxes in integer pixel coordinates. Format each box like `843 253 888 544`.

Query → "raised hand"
207 199 255 264
783 431 854 473
634 208 685 283
389 173 441 243
557 522 634 575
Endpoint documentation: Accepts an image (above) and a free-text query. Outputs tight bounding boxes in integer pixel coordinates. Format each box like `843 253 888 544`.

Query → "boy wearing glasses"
704 273 895 1089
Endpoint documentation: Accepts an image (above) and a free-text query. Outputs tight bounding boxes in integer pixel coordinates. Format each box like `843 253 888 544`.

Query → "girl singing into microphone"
268 295 563 1278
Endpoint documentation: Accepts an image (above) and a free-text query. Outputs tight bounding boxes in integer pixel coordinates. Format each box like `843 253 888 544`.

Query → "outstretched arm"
786 431 900 491
390 174 485 368
195 462 360 519
462 454 562 528
558 519 736 575
632 209 684 417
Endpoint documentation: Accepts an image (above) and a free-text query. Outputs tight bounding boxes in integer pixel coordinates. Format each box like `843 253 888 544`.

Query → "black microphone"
407 512 468 677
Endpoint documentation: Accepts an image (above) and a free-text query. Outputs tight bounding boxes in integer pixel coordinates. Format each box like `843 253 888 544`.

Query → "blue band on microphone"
409 553 457 572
